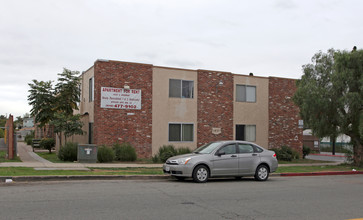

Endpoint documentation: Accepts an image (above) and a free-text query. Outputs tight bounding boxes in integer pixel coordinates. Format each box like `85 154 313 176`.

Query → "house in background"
23 117 34 128
303 129 320 151
68 59 303 158
17 117 35 141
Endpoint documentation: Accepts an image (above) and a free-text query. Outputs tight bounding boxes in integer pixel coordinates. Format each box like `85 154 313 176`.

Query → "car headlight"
178 158 191 165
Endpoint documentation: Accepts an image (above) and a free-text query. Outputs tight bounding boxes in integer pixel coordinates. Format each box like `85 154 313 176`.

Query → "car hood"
166 153 201 161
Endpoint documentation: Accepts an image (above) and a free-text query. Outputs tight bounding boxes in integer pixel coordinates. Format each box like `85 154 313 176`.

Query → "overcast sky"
1 0 362 118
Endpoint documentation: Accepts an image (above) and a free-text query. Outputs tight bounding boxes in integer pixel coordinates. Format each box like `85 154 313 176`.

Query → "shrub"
58 142 78 162
0 128 4 138
177 147 192 155
152 155 159 163
302 146 311 159
153 145 192 163
272 146 293 161
291 148 300 160
113 143 137 162
97 145 115 163
24 131 34 145
158 145 177 163
39 138 55 154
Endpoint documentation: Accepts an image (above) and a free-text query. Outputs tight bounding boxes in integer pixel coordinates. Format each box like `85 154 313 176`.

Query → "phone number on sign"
114 104 138 109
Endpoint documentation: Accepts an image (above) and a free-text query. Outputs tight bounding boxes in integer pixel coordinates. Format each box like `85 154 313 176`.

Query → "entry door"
236 125 245 141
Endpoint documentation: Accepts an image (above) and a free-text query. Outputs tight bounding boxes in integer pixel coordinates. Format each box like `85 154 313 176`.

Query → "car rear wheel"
255 165 269 181
193 165 209 183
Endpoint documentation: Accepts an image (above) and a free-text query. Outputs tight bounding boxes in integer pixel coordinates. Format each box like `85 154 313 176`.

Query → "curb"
1 171 362 183
279 171 363 177
0 175 171 183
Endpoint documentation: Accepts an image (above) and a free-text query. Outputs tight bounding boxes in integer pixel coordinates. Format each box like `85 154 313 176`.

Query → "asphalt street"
1 175 362 220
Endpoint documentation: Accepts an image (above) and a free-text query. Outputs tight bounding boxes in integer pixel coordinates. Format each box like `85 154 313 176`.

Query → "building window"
88 122 94 144
236 85 256 102
236 124 256 142
89 77 94 102
169 123 194 142
169 79 194 98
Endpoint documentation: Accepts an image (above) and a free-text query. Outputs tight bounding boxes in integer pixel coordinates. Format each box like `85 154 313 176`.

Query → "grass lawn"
276 164 361 173
0 150 22 162
35 152 66 163
0 164 361 177
0 167 164 176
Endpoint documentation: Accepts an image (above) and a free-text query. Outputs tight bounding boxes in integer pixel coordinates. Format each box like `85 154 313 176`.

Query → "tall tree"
27 80 55 128
294 48 363 166
50 112 84 147
54 68 81 116
294 49 340 154
28 68 83 143
332 48 363 165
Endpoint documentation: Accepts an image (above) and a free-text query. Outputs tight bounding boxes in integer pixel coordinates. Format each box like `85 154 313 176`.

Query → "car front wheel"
255 165 269 181
193 165 209 183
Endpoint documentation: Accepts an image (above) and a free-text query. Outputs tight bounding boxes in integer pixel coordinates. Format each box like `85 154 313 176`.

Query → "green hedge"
39 138 55 153
152 145 192 163
113 143 137 162
58 142 78 162
24 131 34 145
272 146 300 161
97 145 115 163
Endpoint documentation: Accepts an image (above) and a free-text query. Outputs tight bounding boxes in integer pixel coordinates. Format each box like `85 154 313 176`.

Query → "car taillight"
272 153 276 158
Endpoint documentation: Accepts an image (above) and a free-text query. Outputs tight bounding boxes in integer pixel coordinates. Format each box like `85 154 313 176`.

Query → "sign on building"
101 87 141 110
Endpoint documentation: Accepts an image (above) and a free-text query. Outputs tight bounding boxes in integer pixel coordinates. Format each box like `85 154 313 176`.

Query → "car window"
217 144 236 155
194 142 221 154
238 144 254 153
254 146 263 153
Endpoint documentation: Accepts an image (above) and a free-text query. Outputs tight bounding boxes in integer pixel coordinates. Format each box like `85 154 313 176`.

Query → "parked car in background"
163 141 278 183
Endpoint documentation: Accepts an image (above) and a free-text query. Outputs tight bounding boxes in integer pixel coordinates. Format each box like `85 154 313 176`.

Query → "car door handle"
252 153 258 156
231 155 237 158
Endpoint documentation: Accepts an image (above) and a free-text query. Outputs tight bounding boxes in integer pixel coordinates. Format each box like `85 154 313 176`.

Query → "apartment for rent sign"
101 87 141 110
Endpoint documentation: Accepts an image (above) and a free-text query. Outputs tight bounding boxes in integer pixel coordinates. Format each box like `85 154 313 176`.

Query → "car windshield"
193 142 221 154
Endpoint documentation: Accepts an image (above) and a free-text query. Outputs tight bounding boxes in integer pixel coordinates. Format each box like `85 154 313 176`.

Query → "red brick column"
93 60 153 158
268 77 303 153
6 115 14 159
197 70 233 147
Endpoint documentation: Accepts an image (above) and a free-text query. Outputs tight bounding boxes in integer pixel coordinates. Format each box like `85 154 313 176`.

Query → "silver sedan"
163 141 278 183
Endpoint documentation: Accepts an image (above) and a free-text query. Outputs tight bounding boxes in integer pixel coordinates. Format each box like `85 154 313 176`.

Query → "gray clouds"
1 0 362 116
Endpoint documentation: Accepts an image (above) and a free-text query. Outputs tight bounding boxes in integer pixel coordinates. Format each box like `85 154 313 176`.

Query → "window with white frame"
236 124 256 142
236 85 256 102
169 79 194 98
169 123 194 142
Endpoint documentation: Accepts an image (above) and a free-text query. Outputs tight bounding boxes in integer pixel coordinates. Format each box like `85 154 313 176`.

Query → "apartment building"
73 59 302 158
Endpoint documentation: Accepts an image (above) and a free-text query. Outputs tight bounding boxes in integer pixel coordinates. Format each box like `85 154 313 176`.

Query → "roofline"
85 59 299 80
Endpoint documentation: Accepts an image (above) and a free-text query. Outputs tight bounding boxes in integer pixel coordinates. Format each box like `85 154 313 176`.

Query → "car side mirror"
217 151 225 157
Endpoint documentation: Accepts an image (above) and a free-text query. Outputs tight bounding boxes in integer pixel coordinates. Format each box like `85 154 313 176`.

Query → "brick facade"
78 59 303 158
197 70 234 147
268 77 303 153
93 60 153 158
